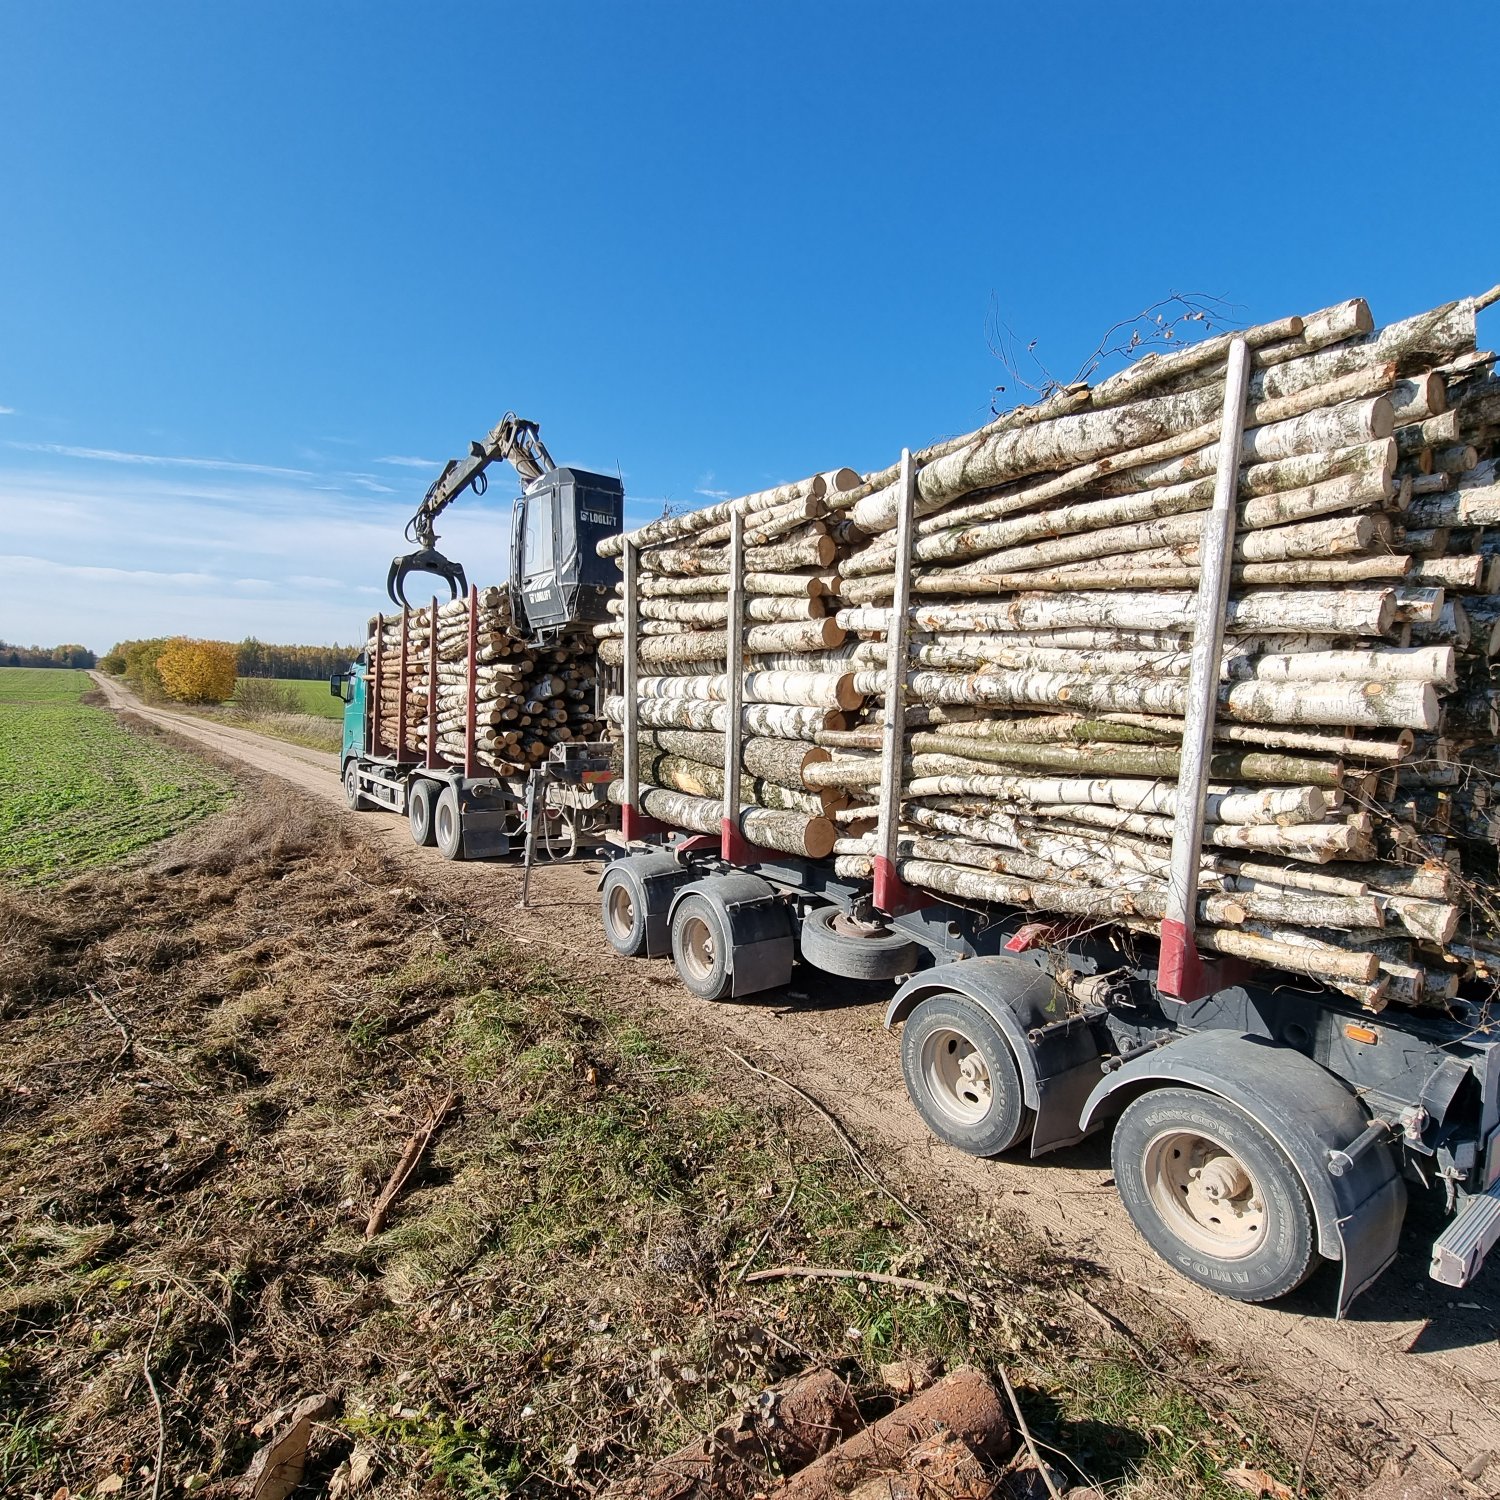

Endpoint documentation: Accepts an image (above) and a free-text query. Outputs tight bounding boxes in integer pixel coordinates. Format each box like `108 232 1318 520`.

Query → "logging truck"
340 319 1500 1310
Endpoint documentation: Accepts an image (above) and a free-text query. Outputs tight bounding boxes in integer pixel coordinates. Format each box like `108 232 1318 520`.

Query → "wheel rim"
606 883 635 939
437 803 455 846
920 1027 993 1125
1142 1128 1268 1259
679 914 716 984
346 766 357 800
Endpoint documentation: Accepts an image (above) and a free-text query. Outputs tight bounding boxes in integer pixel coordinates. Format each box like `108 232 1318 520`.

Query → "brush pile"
602 286 1500 1010
368 589 601 776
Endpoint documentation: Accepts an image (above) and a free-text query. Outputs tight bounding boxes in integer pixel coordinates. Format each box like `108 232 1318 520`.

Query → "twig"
86 983 133 1063
1293 1405 1322 1498
722 1047 931 1233
364 1089 460 1239
997 1364 1064 1500
144 1301 166 1500
735 1182 798 1285
743 1264 976 1306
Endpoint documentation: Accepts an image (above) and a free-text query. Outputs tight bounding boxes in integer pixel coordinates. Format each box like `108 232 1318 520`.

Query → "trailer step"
1429 1177 1500 1287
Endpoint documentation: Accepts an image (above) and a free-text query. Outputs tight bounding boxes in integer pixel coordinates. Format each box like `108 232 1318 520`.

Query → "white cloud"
375 454 440 469
6 441 314 480
694 486 730 500
0 455 517 651
0 405 14 416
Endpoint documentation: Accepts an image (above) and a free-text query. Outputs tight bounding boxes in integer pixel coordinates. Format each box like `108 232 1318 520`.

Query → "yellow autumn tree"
155 637 238 704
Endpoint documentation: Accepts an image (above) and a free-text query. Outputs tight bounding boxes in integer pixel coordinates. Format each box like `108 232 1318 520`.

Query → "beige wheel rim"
920 1027 992 1126
606 884 635 940
1142 1127 1268 1259
679 914 716 985
437 801 456 848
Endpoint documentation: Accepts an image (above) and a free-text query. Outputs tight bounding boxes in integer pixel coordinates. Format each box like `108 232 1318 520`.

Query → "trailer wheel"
670 894 733 1001
408 779 438 846
900 993 1032 1156
343 760 366 811
1112 1087 1319 1303
600 866 650 957
798 905 918 981
434 785 464 861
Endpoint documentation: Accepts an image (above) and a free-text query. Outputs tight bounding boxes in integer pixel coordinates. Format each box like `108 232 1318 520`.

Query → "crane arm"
387 413 556 607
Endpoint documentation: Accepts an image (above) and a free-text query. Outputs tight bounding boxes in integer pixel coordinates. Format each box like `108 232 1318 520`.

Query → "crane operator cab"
511 465 623 640
385 412 622 642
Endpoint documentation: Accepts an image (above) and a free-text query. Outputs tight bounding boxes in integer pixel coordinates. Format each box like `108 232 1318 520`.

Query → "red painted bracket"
621 804 669 841
1157 918 1253 1001
873 856 933 917
721 817 754 866
675 833 719 855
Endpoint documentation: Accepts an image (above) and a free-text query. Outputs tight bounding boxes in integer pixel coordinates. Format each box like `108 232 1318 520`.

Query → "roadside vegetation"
0 760 1363 1497
0 667 228 884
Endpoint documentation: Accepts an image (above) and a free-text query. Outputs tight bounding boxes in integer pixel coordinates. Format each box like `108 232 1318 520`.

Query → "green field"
0 668 231 884
235 676 344 718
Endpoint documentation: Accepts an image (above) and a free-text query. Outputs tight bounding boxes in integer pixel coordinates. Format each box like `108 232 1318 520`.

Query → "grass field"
235 676 344 718
0 667 230 884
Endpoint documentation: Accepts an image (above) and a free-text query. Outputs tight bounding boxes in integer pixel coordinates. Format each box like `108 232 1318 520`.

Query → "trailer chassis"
602 833 1500 1313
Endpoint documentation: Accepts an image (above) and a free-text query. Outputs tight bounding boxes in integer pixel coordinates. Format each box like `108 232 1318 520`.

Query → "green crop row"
0 668 231 884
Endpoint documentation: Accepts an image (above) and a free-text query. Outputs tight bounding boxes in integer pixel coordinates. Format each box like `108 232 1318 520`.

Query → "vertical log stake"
464 585 479 779
425 596 442 769
873 449 926 916
721 510 751 863
621 540 666 840
1160 336 1253 999
397 605 410 761
370 613 384 758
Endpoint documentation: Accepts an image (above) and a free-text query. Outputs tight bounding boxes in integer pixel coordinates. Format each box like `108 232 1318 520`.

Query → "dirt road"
91 674 1500 1468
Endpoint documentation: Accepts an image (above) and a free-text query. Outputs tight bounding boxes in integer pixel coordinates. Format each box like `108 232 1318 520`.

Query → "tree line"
1 641 97 669
99 635 359 705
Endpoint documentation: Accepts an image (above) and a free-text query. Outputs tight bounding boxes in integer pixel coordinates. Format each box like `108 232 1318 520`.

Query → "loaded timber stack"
603 285 1500 1012
594 470 867 858
368 587 601 776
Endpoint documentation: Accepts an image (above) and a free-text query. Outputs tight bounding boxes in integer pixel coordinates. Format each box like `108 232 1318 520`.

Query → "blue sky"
2 2 1497 652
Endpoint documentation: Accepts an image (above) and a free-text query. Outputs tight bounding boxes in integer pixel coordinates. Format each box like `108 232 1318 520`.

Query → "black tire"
670 894 733 1001
900 992 1032 1156
408 779 438 847
343 760 365 811
600 867 650 957
434 785 464 861
798 905 919 981
1112 1086 1320 1304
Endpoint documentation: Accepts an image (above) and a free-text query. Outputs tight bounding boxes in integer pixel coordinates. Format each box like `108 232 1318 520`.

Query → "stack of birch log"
367 588 601 775
602 286 1500 1010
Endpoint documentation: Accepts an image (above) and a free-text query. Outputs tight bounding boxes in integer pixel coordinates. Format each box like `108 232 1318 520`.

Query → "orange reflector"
1344 1024 1379 1045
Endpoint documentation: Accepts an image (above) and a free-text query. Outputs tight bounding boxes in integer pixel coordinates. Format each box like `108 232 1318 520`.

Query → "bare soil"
46 675 1500 1490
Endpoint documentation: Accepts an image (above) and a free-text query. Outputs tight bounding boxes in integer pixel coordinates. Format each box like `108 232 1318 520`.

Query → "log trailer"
333 416 621 874
336 396 1500 1311
596 425 1500 1315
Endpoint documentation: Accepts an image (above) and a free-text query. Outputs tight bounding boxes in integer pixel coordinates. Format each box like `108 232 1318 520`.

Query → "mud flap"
1336 1171 1407 1315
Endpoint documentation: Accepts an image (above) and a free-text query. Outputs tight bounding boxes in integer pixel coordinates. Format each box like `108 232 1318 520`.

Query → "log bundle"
603 286 1500 1011
367 588 601 776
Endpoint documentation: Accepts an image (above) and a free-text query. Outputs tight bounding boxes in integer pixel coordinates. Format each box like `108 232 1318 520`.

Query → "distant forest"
98 636 359 680
1 641 97 668
232 637 360 679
